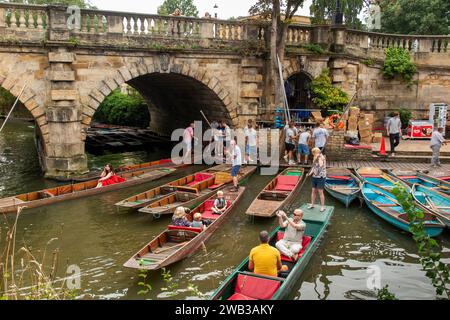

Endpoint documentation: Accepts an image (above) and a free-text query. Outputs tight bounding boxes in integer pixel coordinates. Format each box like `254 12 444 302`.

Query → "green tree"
310 0 366 29
310 68 349 111
4 0 96 8
379 0 449 35
382 47 417 85
94 89 150 128
249 1 306 107
157 0 199 17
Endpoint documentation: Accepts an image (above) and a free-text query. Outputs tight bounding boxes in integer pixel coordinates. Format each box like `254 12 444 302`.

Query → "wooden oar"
383 173 399 186
371 188 401 206
330 187 359 190
424 195 438 211
154 241 188 254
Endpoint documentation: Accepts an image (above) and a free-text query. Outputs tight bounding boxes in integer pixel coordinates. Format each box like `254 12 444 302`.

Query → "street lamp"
213 4 218 19
334 0 343 25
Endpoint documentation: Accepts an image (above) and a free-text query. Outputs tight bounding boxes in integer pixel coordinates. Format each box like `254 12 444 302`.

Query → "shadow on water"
0 119 449 300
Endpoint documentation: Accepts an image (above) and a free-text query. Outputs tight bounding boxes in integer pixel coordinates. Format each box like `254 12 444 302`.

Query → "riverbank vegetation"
382 48 417 85
93 89 150 128
310 68 349 111
1 208 76 300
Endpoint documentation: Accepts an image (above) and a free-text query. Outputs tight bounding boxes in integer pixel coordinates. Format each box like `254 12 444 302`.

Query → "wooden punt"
137 166 257 217
389 170 450 195
361 182 445 237
123 185 246 270
0 167 176 215
412 184 450 228
210 204 334 300
325 168 361 208
245 168 304 218
355 167 406 189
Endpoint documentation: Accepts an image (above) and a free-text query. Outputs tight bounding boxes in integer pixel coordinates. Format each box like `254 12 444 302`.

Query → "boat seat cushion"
276 232 312 262
328 175 351 181
201 200 231 220
438 176 450 181
399 175 417 179
274 175 299 191
230 274 281 300
168 225 203 233
228 293 257 300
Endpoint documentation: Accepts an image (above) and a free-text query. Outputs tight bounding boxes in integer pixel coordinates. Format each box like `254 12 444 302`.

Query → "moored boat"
388 169 450 195
137 166 257 217
355 167 407 189
0 166 177 214
412 184 450 228
210 204 334 300
361 182 445 237
123 185 246 270
325 168 361 207
245 168 304 218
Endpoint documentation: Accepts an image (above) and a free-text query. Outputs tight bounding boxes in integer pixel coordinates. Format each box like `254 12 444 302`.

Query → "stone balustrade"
0 2 449 56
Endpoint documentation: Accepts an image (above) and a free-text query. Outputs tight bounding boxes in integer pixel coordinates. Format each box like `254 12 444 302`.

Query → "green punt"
210 204 334 300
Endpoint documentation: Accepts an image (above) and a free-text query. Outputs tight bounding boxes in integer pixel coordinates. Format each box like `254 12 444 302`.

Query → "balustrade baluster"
141 17 146 34
36 11 43 29
10 9 17 28
18 9 26 28
27 10 34 28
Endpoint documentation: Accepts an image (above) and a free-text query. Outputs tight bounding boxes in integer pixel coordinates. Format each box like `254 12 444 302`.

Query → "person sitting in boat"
96 164 125 188
249 230 282 277
275 209 306 261
191 212 205 230
171 206 193 227
212 191 227 215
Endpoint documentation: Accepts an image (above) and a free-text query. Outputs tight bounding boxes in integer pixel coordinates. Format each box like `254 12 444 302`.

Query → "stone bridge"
0 3 449 178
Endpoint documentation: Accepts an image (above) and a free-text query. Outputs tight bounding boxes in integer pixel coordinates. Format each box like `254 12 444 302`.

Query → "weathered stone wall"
326 130 373 161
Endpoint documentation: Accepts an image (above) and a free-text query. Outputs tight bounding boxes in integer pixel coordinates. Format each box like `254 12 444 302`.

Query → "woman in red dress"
96 164 126 188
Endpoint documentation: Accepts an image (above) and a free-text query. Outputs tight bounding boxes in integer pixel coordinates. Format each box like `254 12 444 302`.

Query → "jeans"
431 144 441 166
389 133 400 153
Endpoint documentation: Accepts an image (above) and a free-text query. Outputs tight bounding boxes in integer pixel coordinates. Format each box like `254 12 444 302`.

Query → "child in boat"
171 206 193 227
96 164 125 188
212 190 227 215
191 212 205 230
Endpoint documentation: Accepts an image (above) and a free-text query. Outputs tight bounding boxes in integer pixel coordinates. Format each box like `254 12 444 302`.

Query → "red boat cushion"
276 232 312 262
231 274 281 300
194 173 214 182
274 175 298 191
228 293 257 300
328 175 351 181
168 225 203 233
201 200 230 220
399 175 417 179
344 144 372 150
438 176 450 181
160 159 172 164
361 174 381 177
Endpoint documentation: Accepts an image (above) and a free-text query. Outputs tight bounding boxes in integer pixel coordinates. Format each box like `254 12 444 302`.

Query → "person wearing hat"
171 206 192 227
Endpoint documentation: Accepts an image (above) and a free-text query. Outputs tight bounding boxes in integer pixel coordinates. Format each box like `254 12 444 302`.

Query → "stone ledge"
51 89 78 101
46 107 81 123
50 71 75 81
240 89 262 98
48 52 74 63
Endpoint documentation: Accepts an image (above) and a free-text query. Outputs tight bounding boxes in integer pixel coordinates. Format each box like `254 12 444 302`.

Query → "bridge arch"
81 59 235 137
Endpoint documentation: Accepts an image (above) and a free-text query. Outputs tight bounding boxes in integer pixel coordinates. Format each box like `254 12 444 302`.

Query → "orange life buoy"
327 114 340 128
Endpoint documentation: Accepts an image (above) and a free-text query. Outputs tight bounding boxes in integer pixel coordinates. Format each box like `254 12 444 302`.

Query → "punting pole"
277 54 290 124
200 109 212 128
0 84 27 133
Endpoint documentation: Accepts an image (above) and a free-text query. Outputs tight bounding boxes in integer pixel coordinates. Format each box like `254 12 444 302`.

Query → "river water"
0 119 449 300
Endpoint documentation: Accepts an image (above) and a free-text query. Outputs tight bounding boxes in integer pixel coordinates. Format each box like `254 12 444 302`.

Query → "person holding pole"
226 139 242 192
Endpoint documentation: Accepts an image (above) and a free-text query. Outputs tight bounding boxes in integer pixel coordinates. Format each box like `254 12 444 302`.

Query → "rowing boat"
411 184 450 228
388 169 450 195
245 168 304 217
325 168 361 207
355 167 406 189
137 166 257 217
210 204 334 300
115 165 256 210
361 182 445 237
123 185 245 270
0 165 177 214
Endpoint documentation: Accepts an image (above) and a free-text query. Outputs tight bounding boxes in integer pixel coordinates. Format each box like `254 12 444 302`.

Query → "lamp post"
334 0 343 25
213 4 218 19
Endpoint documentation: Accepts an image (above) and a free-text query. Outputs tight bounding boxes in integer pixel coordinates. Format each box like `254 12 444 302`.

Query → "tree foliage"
94 89 150 128
5 0 96 8
310 68 349 111
382 48 417 85
379 0 450 35
310 0 366 29
157 0 199 17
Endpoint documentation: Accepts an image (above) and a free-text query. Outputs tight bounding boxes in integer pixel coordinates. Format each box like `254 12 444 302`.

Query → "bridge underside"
128 73 231 135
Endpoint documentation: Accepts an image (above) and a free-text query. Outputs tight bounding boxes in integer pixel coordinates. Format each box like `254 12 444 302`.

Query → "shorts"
246 145 257 156
285 143 295 152
312 177 326 189
231 165 241 177
184 141 192 151
298 144 309 155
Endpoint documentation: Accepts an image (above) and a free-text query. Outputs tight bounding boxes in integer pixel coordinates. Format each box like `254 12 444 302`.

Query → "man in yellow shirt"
249 230 282 277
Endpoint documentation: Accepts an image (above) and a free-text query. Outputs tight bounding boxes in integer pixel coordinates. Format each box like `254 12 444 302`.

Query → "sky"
89 0 313 19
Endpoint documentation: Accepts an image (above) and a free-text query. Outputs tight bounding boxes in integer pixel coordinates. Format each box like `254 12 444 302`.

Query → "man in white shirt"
430 127 447 167
226 139 242 191
298 129 312 165
386 112 402 156
275 209 306 261
284 121 297 165
312 123 329 154
245 123 258 164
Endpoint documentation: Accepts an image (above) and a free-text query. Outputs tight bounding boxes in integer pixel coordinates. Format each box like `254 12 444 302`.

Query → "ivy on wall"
382 48 417 85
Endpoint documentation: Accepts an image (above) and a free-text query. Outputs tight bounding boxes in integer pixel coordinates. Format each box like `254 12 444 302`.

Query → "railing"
0 2 449 55
346 29 449 53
